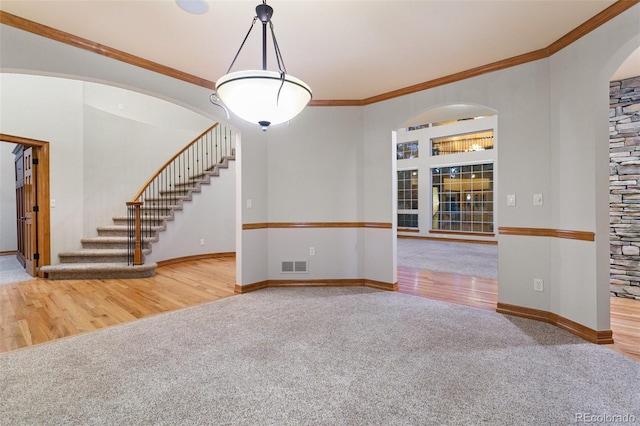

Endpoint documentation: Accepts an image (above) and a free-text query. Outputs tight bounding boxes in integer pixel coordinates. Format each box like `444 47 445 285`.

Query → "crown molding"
362 0 639 105
1 1 637 106
0 10 215 90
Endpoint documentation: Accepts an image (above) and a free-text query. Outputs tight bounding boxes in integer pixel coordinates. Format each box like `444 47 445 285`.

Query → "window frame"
397 168 419 229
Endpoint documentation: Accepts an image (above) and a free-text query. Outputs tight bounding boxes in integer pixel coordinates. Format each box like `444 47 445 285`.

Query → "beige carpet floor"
0 287 637 425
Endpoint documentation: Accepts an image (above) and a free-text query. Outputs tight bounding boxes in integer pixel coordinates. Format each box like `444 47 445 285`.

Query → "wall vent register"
281 260 308 273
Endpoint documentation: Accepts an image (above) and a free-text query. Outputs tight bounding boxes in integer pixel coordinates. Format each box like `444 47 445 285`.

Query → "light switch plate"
507 194 516 206
533 193 543 206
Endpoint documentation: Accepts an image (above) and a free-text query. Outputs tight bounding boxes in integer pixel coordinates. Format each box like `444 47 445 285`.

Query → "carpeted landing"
0 287 637 425
397 238 498 279
0 255 32 286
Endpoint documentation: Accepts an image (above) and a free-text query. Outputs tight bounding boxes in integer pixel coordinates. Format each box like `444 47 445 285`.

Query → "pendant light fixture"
212 1 312 131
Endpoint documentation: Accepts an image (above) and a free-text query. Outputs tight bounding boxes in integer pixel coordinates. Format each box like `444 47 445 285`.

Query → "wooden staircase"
41 124 235 280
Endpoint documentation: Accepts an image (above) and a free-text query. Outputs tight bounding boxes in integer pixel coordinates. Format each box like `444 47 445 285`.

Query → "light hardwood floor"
1 257 638 362
0 257 235 353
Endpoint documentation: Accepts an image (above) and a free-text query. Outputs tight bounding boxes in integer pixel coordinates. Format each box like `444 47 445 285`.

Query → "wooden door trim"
1 134 51 275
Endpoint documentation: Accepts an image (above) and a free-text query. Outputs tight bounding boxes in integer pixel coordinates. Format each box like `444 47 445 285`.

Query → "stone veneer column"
610 75 640 300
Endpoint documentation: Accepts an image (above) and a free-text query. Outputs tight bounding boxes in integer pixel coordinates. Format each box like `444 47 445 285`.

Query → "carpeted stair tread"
141 204 182 210
97 225 129 231
81 236 158 244
170 184 201 192
41 262 157 280
97 225 165 236
142 196 190 203
59 248 151 257
80 236 156 251
42 262 156 270
60 248 133 256
112 215 174 225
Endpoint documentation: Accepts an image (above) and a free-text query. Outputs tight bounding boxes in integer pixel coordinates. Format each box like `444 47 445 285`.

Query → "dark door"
14 145 25 267
23 147 37 276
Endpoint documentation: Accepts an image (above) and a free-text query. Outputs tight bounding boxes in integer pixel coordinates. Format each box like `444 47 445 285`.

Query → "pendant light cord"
268 20 287 105
224 6 288 77
226 16 259 74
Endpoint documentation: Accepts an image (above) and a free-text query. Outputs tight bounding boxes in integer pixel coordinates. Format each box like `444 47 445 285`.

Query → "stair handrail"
126 123 235 265
130 123 220 203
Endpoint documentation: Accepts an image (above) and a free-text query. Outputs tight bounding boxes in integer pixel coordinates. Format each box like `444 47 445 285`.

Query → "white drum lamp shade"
216 70 312 128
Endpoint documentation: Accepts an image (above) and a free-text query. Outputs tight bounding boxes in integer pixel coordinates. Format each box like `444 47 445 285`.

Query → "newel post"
126 201 143 265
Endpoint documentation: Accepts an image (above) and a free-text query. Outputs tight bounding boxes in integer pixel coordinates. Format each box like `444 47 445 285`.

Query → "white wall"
0 143 18 252
232 105 371 284
546 6 640 330
235 124 269 286
264 106 365 280
265 107 362 222
0 74 85 258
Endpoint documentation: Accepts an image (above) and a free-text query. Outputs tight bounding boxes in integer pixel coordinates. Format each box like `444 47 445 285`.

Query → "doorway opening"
394 104 499 287
1 135 51 277
609 47 640 300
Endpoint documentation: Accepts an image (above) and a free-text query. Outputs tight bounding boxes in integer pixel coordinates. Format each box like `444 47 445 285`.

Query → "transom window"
397 141 419 159
431 130 493 156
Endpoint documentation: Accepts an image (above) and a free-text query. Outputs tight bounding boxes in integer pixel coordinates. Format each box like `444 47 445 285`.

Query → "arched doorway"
608 47 640 354
609 47 640 300
394 104 500 306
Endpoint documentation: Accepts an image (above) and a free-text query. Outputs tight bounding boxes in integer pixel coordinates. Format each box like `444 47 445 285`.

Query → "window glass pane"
431 130 493 156
397 169 418 228
431 163 493 233
397 142 419 160
398 214 418 228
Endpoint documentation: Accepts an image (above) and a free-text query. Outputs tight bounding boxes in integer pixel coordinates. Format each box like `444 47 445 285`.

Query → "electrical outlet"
200 239 205 246
534 278 544 292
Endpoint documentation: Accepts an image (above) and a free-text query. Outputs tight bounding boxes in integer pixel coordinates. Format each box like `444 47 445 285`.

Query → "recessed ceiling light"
176 0 209 15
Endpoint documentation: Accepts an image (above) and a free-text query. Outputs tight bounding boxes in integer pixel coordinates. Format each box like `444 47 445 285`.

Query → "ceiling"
1 1 638 101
